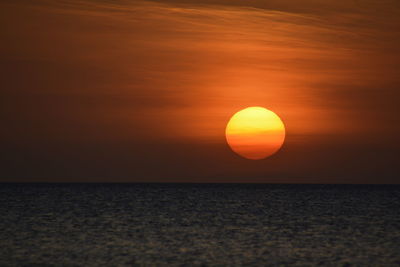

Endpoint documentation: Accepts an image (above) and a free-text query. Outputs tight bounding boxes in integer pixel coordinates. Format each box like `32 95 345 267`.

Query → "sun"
225 107 285 160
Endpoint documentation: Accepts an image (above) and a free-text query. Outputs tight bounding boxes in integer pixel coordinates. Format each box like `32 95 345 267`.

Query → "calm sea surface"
1 183 399 266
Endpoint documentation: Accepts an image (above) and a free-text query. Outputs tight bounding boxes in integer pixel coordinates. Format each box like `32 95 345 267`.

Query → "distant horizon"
2 181 400 185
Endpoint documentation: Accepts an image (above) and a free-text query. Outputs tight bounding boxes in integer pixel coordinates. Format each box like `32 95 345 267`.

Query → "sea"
1 183 399 266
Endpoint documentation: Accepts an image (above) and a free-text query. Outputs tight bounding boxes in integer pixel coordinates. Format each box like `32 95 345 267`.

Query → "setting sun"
225 107 285 160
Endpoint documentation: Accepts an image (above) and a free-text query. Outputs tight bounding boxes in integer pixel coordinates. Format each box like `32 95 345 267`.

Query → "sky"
1 0 399 183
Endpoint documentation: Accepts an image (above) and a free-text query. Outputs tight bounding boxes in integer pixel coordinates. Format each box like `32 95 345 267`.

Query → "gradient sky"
1 0 399 183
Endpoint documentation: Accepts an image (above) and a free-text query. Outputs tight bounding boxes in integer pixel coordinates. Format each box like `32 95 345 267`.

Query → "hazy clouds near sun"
1 0 399 182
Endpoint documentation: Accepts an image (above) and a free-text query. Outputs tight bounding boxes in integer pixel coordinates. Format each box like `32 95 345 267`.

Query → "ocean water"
0 183 399 266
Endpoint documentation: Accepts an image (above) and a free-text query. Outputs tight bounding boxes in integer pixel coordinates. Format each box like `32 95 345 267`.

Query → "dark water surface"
1 184 399 266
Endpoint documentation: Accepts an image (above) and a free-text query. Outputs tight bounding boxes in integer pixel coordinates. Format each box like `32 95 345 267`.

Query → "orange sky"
1 0 399 183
